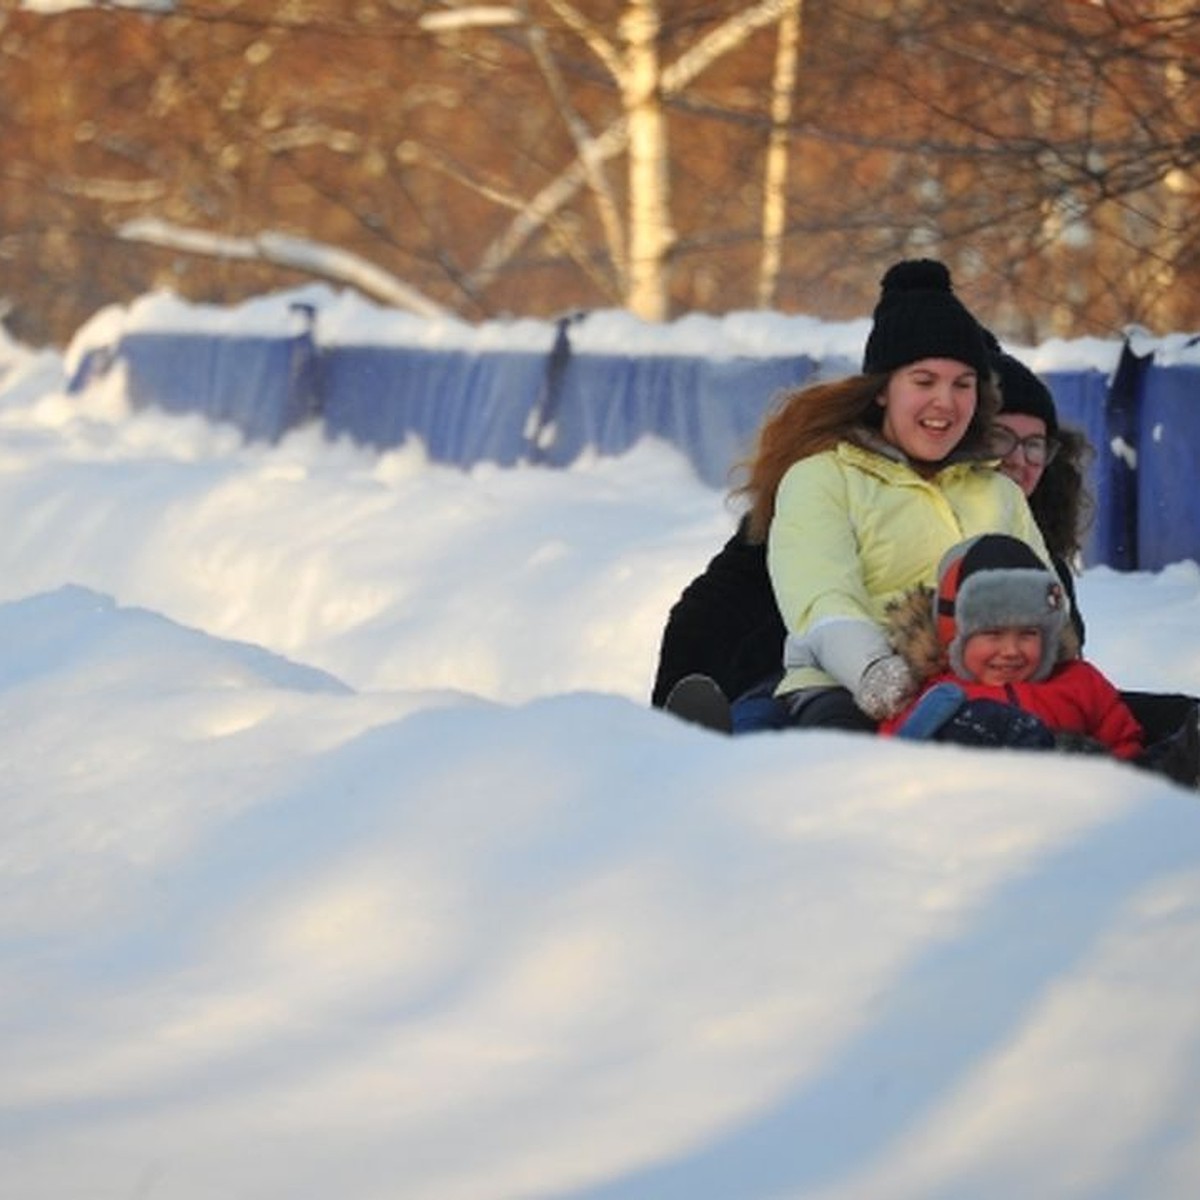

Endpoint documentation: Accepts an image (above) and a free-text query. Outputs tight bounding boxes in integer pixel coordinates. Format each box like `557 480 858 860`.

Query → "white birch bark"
757 0 803 309
620 0 672 320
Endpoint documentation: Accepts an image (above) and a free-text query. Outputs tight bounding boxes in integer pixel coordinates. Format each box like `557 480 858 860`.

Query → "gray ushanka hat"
934 534 1068 682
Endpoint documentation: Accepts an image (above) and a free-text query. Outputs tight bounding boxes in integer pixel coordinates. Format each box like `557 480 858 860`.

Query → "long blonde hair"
734 370 1000 542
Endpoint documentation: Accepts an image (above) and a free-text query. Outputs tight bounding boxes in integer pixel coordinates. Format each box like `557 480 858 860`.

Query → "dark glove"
1053 731 1109 756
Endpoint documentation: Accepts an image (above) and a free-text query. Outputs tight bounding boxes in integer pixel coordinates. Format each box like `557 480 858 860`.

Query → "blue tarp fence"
67 317 1200 570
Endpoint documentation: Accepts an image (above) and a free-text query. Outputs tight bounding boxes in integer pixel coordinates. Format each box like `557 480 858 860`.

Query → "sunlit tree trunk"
620 0 673 320
757 0 802 309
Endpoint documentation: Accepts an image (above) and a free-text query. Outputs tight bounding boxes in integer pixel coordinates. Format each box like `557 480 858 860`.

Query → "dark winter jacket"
650 517 782 707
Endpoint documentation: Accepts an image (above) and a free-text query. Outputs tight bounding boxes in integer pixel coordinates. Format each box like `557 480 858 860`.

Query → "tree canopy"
3 0 1197 345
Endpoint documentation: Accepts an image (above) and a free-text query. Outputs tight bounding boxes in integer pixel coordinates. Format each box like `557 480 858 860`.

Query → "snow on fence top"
64 283 1200 377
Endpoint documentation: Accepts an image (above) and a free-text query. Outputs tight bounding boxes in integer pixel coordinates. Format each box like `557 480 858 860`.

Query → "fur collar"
884 586 947 683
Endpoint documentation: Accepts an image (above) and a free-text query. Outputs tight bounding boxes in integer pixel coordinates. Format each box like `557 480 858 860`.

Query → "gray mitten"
855 654 918 720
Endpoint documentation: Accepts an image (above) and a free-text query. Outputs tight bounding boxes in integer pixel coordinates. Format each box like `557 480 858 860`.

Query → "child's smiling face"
962 626 1044 686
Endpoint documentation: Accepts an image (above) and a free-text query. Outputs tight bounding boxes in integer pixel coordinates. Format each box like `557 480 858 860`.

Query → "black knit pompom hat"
862 259 990 378
994 351 1059 436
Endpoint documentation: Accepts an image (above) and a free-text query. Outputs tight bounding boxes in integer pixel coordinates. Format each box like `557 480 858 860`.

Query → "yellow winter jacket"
769 439 1051 696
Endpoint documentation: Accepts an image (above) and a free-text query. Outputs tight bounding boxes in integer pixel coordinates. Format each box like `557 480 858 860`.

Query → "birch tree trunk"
757 0 803 309
620 0 673 320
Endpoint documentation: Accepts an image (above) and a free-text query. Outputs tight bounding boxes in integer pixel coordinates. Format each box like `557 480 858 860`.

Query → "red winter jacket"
881 659 1145 759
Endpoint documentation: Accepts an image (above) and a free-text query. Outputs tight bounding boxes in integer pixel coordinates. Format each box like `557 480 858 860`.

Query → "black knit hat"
862 259 990 377
994 351 1059 436
934 534 1068 682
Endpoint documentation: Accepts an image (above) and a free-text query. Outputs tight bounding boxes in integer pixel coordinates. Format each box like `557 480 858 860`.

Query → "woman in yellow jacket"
736 259 1052 731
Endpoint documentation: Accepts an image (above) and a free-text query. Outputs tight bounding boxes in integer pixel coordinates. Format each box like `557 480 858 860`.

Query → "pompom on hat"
993 350 1059 436
862 259 991 378
934 534 1069 682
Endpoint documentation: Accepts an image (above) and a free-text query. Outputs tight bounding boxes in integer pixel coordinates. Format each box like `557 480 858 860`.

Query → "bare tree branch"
118 218 453 317
418 6 522 33
468 0 798 294
518 0 626 289
540 0 624 82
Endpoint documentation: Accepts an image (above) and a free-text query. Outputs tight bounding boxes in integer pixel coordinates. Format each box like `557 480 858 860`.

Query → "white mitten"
855 654 918 720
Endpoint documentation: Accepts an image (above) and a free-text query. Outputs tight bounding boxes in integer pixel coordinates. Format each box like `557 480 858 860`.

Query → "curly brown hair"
733 370 1001 542
1028 426 1094 563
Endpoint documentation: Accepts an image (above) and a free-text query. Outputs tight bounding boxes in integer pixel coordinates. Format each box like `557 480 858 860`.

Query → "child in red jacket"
880 533 1144 758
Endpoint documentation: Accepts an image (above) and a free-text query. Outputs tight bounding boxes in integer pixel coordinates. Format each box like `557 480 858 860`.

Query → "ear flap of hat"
935 549 969 651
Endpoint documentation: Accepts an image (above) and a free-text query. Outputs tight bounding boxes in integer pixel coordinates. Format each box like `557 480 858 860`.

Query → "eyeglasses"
987 426 1059 466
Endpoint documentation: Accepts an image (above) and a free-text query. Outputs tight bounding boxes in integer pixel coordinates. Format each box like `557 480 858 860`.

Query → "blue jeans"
731 675 876 734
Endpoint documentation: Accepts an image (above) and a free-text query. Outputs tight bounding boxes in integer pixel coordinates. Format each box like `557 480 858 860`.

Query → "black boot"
663 673 733 735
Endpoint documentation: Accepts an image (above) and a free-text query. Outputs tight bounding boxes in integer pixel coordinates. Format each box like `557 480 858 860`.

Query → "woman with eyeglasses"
990 351 1199 781
987 351 1093 645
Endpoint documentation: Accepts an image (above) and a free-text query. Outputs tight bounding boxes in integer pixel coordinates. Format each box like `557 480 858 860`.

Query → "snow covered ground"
2 309 1200 1200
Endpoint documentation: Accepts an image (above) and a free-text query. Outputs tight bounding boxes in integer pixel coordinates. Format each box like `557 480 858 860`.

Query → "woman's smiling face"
878 358 978 463
990 411 1049 498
